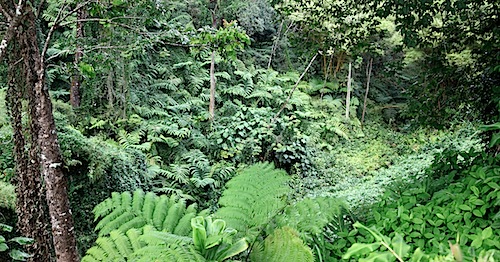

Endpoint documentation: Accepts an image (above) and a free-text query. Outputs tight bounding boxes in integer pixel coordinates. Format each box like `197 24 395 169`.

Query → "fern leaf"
110 230 133 258
250 227 314 262
126 228 144 252
163 201 186 232
132 190 145 214
215 162 290 242
153 196 170 229
98 212 136 237
117 216 147 235
173 204 198 236
142 192 157 223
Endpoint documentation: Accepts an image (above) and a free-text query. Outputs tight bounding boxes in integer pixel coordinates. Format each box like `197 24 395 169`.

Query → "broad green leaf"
359 251 393 262
342 243 381 259
412 218 424 224
473 209 483 217
489 133 500 147
9 249 32 261
191 216 207 251
487 182 500 190
458 204 471 211
0 223 13 232
471 236 483 248
482 227 493 239
410 248 426 262
353 222 389 243
470 186 480 196
9 237 34 245
216 238 248 261
0 243 8 252
391 233 410 258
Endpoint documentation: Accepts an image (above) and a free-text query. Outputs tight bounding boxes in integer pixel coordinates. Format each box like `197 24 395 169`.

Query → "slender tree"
70 6 87 108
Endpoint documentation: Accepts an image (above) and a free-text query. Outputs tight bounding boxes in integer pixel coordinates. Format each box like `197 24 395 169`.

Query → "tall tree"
0 1 80 261
70 6 86 108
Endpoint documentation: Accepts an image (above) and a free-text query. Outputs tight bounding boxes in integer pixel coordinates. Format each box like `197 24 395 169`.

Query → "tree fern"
250 227 314 262
276 197 349 239
92 190 201 237
215 162 290 242
82 226 203 262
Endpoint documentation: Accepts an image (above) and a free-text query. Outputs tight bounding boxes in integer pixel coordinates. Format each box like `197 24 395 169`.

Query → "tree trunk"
209 50 216 120
4 4 80 261
345 62 352 119
209 5 218 121
70 7 86 108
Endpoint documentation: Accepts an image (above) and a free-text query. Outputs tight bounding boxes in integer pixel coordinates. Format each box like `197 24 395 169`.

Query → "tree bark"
3 3 80 261
208 5 218 121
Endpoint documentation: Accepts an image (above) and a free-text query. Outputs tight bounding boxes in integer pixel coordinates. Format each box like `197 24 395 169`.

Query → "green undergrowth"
298 122 483 211
335 149 500 261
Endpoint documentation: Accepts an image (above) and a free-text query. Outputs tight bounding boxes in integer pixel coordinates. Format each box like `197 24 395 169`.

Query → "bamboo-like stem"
271 52 318 124
345 62 352 119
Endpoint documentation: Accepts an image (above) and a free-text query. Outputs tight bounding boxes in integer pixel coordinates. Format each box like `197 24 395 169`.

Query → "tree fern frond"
173 204 198 236
163 201 187 232
215 162 291 242
132 190 145 214
153 196 170 230
250 227 314 262
277 197 349 238
92 190 202 237
142 191 157 223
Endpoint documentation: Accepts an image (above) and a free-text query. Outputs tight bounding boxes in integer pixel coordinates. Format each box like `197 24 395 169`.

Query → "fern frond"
277 197 348 238
250 227 314 262
92 190 202 238
215 162 291 242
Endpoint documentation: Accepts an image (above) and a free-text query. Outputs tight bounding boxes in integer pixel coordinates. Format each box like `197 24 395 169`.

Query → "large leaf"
342 243 381 259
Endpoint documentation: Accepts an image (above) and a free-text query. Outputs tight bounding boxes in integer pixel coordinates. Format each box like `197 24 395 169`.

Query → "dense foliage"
0 0 498 261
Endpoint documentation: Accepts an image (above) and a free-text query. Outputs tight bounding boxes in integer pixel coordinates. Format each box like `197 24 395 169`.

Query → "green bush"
332 151 500 260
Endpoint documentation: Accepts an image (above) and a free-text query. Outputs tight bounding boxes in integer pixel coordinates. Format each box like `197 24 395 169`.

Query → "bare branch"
270 51 319 125
59 16 142 27
40 0 68 64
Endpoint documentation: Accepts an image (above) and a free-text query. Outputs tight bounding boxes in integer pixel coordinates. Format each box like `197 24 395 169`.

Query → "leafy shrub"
83 190 247 261
0 223 33 261
333 151 500 260
0 181 15 210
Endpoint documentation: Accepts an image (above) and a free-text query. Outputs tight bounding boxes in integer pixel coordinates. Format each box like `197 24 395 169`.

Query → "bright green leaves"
343 222 418 261
191 216 248 261
0 223 33 261
250 227 314 262
192 21 250 60
276 0 376 53
339 152 500 260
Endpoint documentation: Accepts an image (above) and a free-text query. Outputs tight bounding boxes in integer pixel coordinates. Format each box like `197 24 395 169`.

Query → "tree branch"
41 0 96 63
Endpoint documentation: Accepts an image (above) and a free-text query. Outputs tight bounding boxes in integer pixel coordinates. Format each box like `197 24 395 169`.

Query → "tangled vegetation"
0 0 498 261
